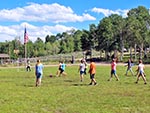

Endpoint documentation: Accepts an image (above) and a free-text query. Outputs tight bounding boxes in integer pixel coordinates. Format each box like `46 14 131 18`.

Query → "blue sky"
0 0 150 43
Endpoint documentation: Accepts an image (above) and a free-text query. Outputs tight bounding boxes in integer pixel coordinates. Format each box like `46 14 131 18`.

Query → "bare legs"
135 73 147 84
36 78 41 86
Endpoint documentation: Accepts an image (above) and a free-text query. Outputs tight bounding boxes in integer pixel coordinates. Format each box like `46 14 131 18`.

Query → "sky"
0 0 150 43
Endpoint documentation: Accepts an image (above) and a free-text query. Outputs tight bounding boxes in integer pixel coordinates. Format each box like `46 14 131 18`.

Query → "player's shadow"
23 84 35 87
64 80 73 82
64 80 89 86
72 83 89 86
16 83 35 87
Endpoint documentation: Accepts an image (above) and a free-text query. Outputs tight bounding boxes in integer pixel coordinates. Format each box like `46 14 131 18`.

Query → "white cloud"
0 3 96 23
0 3 96 42
0 22 76 42
91 7 129 17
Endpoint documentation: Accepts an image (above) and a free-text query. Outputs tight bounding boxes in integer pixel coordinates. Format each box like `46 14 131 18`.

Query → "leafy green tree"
51 41 60 54
59 40 67 54
58 31 74 53
66 36 74 52
45 35 57 43
8 38 21 59
0 42 9 54
73 30 82 51
89 24 97 49
127 6 150 59
34 37 46 56
109 14 126 59
26 40 34 58
97 17 113 59
81 30 90 51
45 41 60 55
45 42 52 55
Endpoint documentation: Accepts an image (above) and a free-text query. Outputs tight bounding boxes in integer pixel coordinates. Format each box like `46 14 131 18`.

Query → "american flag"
24 27 28 44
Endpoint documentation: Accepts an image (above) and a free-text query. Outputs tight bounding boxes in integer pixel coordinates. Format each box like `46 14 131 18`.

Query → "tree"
34 37 46 56
26 40 34 58
109 14 126 60
73 30 82 51
45 35 57 43
81 30 90 51
59 31 74 53
127 6 150 59
97 17 113 59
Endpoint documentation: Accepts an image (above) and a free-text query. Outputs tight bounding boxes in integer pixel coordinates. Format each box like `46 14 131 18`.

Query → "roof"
0 54 10 58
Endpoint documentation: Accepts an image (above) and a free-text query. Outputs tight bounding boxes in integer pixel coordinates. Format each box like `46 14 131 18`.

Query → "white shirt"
138 63 144 73
80 63 85 71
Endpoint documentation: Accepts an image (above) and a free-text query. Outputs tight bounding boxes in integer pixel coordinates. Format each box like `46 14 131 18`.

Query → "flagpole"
24 26 28 71
25 43 27 70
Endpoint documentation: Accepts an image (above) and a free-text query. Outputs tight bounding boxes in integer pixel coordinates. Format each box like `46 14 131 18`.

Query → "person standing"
135 60 147 84
26 59 31 71
35 59 44 87
108 59 119 81
88 59 97 85
78 59 86 82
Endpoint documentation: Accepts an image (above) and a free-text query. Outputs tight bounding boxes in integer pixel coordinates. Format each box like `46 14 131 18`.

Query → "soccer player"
78 59 86 82
56 61 62 77
108 58 119 81
125 59 134 76
135 60 147 84
88 59 97 85
35 59 44 87
57 61 67 77
26 59 31 71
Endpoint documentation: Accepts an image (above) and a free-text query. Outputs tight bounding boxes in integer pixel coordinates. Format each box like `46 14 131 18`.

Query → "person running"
88 59 97 85
35 59 44 87
56 61 62 77
108 58 119 81
125 59 134 76
78 59 86 82
135 60 147 84
57 61 67 77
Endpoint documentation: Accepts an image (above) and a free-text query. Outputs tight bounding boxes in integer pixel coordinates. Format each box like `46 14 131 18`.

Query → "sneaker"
89 83 92 85
94 83 97 85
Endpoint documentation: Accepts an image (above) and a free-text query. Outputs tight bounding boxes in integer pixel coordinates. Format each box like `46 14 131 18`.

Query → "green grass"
0 64 150 113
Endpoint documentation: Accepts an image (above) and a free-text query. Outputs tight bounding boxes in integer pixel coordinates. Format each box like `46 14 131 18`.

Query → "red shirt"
111 61 116 70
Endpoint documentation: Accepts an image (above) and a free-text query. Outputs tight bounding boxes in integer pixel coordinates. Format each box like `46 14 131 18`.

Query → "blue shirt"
35 63 43 74
61 63 66 71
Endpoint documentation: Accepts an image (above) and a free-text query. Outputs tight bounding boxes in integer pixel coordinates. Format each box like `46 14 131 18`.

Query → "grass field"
0 63 150 113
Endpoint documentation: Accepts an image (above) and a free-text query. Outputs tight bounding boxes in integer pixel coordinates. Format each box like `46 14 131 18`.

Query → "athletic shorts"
80 71 85 75
139 70 144 75
90 74 95 79
111 70 116 75
36 73 42 79
59 68 64 74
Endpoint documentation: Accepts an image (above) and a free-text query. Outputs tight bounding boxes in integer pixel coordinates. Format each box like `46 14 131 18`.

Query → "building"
0 54 10 64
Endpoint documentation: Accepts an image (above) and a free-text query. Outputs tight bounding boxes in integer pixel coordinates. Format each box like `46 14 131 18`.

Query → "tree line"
0 6 150 61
